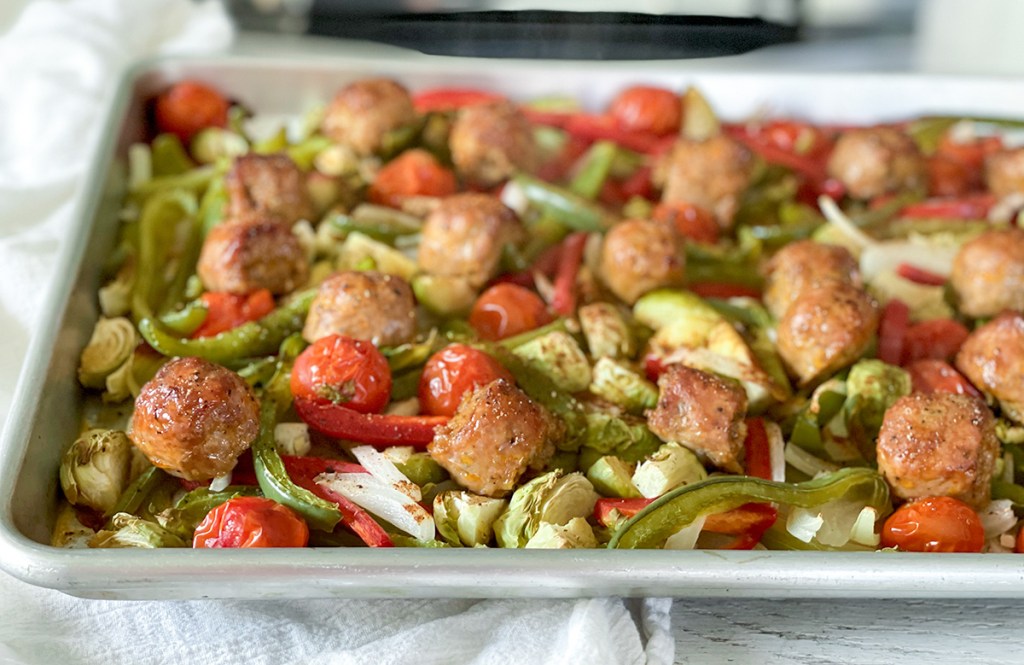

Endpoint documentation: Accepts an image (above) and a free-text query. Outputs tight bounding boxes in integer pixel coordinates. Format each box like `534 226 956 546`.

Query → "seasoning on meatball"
197 215 309 296
417 193 523 289
763 240 861 320
427 379 562 498
956 312 1024 423
985 146 1024 198
599 218 686 305
655 134 754 229
777 281 879 386
449 101 538 188
225 153 315 225
646 364 748 473
826 127 926 200
949 228 1024 318
876 392 998 509
321 78 416 156
302 270 417 347
130 356 260 481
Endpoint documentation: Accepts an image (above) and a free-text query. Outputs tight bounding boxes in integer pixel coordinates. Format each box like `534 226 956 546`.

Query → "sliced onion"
499 180 529 217
849 507 880 547
786 507 824 543
860 241 959 283
316 472 434 541
784 442 839 478
664 515 707 550
818 195 876 253
350 445 421 502
979 499 1017 540
209 472 231 493
764 421 786 483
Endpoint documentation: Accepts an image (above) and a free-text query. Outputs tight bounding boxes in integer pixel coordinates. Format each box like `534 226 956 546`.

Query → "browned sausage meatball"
130 357 259 481
599 218 686 305
985 147 1024 198
302 270 416 347
418 193 523 288
763 240 861 320
197 215 308 295
826 127 926 200
321 78 416 156
876 393 998 509
428 379 562 497
225 153 315 226
449 101 538 188
777 281 879 386
956 312 1024 422
949 228 1024 318
656 135 753 229
646 364 747 473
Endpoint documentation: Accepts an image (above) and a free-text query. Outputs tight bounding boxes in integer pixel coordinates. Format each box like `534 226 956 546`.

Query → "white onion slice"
499 181 529 217
350 445 421 502
764 421 786 483
979 499 1018 540
316 472 434 541
859 241 959 283
784 443 839 478
818 195 876 253
786 508 824 543
849 507 880 547
209 472 231 493
664 516 707 550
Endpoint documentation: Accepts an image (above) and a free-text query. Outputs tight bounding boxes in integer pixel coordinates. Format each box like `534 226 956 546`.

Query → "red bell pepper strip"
898 194 995 220
688 282 762 300
563 113 661 153
594 497 653 526
295 397 448 448
551 232 588 316
218 454 365 487
296 473 393 548
902 319 970 365
644 355 667 382
594 498 777 550
896 263 947 286
905 359 982 397
412 88 505 113
743 418 773 481
619 165 654 200
878 299 911 365
191 289 275 339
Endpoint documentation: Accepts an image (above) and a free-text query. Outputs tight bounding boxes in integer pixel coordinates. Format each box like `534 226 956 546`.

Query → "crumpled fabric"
0 2 674 663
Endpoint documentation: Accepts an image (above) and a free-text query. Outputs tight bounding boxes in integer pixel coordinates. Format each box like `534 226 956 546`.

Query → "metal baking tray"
3 55 1024 600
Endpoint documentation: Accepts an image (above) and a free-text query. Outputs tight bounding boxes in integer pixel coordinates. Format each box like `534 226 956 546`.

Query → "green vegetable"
78 317 138 389
150 133 195 177
252 399 342 532
337 231 418 280
382 331 441 374
589 357 658 415
524 517 598 549
383 447 449 486
288 135 333 171
59 429 133 515
683 234 764 289
512 173 615 232
89 513 188 549
157 486 261 539
844 360 911 457
631 442 708 499
494 471 599 548
139 289 314 365
190 128 249 164
681 87 719 141
511 330 592 393
158 300 209 337
609 467 889 549
788 378 848 453
262 333 307 415
433 491 508 547
578 302 636 360
582 410 662 462
568 141 617 200
328 204 423 244
131 190 200 322
586 456 641 498
412 274 477 317
107 466 165 520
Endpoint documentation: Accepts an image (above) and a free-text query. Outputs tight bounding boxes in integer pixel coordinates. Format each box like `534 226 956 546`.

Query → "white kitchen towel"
0 2 674 664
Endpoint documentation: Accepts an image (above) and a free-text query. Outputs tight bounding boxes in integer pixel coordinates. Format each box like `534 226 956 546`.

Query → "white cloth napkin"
0 2 674 663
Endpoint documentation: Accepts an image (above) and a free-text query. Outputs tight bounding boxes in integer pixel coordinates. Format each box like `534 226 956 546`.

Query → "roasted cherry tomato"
193 496 309 548
418 343 514 417
190 289 275 339
652 202 719 244
880 496 985 553
608 86 681 136
468 283 551 341
367 149 457 209
902 319 970 365
905 359 981 397
154 80 230 144
290 334 392 414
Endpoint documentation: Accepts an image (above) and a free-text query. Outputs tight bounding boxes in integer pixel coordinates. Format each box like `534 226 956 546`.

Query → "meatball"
303 270 416 347
956 312 1024 422
762 240 861 320
417 193 523 288
949 228 1024 318
599 218 686 305
428 379 562 498
197 215 308 295
321 78 416 156
656 135 753 229
826 127 926 200
130 357 259 481
876 393 998 509
449 101 538 187
777 281 879 386
225 153 314 225
985 147 1024 198
646 364 748 473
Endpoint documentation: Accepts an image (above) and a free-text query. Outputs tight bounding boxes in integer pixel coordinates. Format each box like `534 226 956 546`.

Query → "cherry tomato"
468 283 551 341
608 86 681 136
418 344 514 416
193 496 309 548
367 149 457 209
290 334 392 414
937 133 1002 171
652 202 719 244
905 359 981 397
880 496 985 553
758 120 829 157
902 319 970 365
190 289 275 339
154 80 230 143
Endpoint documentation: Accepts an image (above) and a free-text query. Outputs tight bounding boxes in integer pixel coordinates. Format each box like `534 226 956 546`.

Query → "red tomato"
608 86 682 136
468 283 551 341
902 319 970 365
412 88 506 113
290 335 392 414
880 496 985 553
652 202 719 244
905 359 981 397
191 289 275 339
193 497 309 548
367 149 457 209
927 155 978 198
418 344 514 416
759 120 827 155
154 80 230 143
